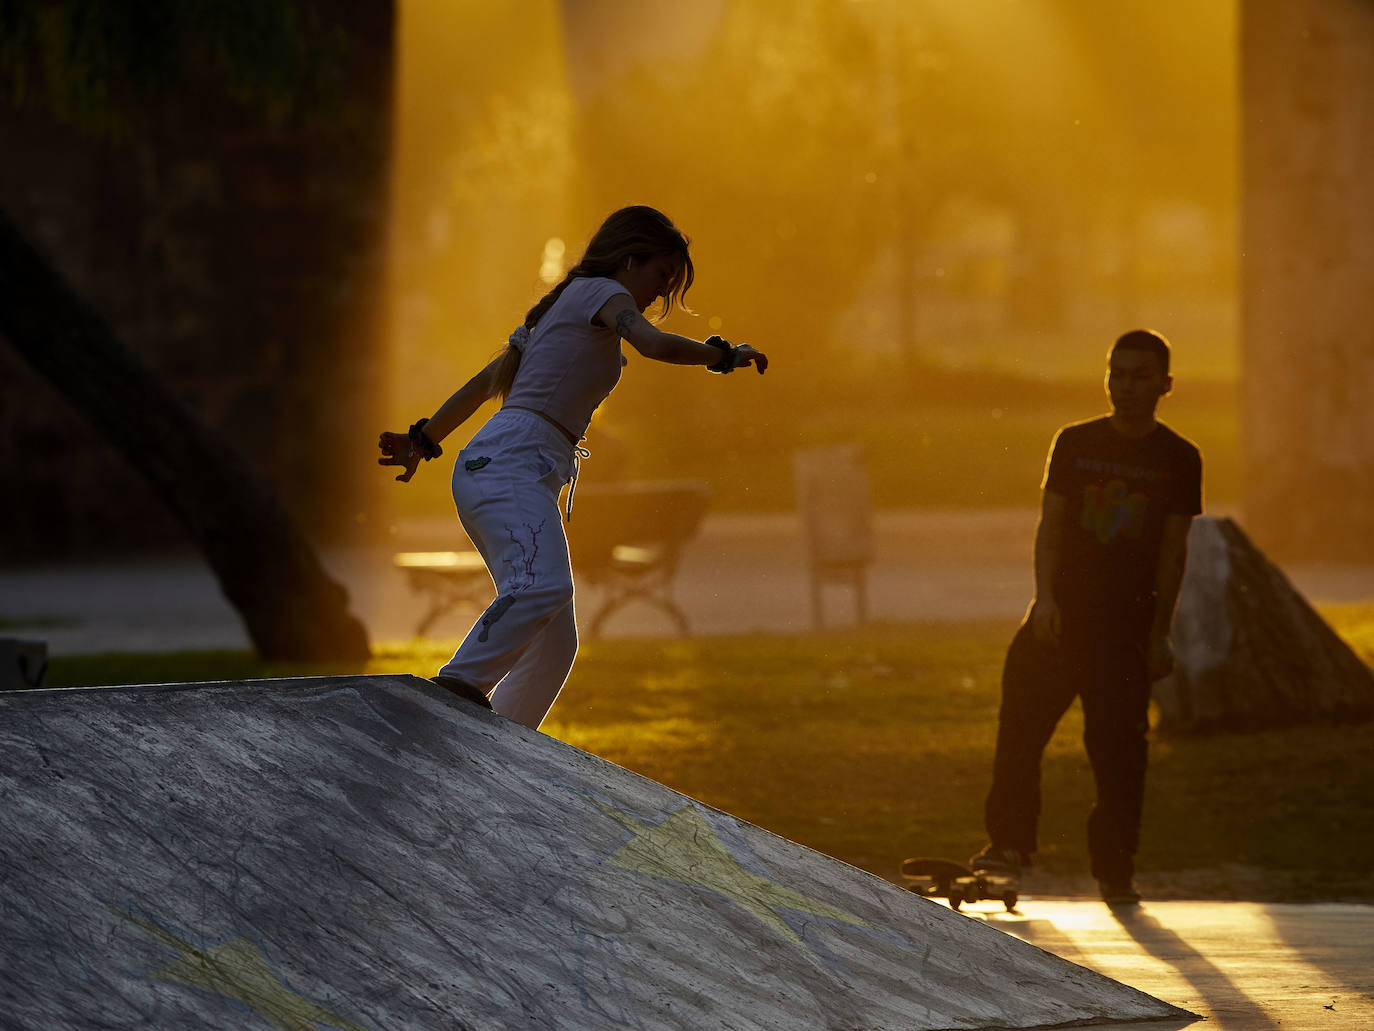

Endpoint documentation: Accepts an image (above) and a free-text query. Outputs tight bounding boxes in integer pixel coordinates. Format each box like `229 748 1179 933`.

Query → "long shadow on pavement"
1106 904 1277 1030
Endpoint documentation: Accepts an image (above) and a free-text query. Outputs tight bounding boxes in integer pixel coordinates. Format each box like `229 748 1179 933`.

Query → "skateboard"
900 857 1019 912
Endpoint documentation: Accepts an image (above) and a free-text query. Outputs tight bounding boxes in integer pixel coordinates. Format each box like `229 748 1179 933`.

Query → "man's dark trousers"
983 615 1153 883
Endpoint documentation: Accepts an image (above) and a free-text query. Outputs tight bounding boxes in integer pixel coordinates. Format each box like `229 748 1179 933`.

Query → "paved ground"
7 507 1374 655
971 896 1374 1030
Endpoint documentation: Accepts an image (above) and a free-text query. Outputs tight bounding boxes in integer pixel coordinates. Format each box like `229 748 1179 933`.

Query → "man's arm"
1147 513 1194 679
1029 490 1067 644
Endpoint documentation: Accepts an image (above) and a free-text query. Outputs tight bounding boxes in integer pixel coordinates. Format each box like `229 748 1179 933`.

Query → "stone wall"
1241 0 1374 560
0 2 393 559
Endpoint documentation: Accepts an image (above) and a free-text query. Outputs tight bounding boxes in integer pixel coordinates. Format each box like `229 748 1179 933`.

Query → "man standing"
971 330 1203 905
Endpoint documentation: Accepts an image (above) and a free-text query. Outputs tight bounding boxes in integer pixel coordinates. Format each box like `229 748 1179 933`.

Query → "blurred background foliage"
0 0 348 134
0 0 1239 523
386 0 1237 519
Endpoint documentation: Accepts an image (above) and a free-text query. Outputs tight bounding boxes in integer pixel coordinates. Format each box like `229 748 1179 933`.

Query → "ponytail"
491 269 583 401
524 267 584 330
491 344 522 402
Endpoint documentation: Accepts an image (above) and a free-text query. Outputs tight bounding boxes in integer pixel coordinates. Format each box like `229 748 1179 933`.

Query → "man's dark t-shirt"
1042 417 1203 633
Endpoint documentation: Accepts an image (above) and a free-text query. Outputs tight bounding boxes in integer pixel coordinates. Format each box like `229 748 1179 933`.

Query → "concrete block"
0 638 47 690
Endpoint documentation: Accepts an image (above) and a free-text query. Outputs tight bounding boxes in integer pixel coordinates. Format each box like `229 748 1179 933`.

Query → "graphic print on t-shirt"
1081 479 1147 544
1046 418 1201 620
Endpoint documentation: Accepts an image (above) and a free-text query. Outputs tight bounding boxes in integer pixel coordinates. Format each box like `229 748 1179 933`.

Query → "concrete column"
1241 0 1374 559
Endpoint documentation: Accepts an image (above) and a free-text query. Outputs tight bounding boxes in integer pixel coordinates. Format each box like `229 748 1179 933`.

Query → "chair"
793 444 874 627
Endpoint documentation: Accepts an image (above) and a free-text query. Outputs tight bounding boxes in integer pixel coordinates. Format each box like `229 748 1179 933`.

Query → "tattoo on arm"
615 308 637 340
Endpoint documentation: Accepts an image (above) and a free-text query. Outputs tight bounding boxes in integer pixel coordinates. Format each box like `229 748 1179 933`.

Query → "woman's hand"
378 431 420 483
732 343 768 374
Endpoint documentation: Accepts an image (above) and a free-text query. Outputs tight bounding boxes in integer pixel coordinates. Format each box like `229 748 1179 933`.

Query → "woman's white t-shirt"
503 276 633 439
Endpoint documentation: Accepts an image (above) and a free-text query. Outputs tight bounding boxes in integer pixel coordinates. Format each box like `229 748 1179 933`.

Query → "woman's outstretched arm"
597 295 768 373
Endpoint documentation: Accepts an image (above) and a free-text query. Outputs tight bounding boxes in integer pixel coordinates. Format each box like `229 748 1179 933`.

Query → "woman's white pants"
436 408 578 728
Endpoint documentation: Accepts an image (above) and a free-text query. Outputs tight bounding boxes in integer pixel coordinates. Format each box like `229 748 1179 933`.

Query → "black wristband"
706 335 736 374
409 419 443 460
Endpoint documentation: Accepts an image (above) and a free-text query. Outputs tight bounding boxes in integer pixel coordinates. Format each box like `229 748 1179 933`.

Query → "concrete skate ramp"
0 676 1189 1029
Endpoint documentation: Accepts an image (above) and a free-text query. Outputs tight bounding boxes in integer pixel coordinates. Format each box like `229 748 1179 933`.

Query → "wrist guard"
408 419 443 460
706 335 737 374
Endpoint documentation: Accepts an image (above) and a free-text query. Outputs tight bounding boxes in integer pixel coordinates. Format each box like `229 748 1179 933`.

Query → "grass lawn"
44 607 1374 902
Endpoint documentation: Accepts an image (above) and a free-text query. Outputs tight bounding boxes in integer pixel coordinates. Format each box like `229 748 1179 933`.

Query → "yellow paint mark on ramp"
117 907 369 1031
589 798 877 953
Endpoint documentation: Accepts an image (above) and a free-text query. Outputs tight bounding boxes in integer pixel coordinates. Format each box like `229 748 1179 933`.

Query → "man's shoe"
1099 878 1142 906
968 844 1029 874
431 675 493 710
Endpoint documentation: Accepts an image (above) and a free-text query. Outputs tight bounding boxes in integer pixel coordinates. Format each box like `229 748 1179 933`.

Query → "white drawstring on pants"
566 443 591 522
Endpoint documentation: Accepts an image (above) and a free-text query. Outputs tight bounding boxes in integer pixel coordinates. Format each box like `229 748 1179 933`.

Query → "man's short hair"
1111 329 1171 375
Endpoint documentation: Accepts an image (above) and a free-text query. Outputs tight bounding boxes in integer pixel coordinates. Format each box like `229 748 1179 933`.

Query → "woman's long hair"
491 206 694 400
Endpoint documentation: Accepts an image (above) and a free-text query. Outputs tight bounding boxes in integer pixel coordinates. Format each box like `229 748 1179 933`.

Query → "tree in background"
0 0 376 660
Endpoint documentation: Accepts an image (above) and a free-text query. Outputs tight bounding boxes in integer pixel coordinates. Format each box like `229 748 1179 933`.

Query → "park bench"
394 479 711 639
392 550 491 639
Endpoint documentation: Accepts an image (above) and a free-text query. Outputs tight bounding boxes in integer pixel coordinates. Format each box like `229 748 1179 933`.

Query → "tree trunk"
0 207 369 661
1155 516 1374 733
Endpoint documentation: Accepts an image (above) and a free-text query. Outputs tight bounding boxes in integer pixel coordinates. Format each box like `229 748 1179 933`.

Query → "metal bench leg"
587 589 690 638
414 601 456 639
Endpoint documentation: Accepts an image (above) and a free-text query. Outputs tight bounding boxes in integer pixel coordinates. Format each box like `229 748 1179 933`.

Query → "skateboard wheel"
948 892 963 911
1003 891 1018 911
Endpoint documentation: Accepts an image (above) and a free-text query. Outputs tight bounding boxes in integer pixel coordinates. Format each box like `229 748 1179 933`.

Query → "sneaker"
431 675 493 710
968 844 1029 874
1099 878 1142 906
